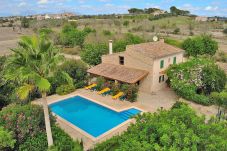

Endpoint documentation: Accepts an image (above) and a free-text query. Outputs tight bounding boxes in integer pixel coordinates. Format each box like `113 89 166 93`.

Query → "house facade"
88 39 184 93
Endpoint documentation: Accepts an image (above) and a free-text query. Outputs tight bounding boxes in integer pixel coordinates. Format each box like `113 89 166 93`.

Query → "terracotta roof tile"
126 41 184 58
87 63 148 84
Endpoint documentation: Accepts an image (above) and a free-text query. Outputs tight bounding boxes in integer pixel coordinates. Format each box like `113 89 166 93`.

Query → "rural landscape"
0 1 227 151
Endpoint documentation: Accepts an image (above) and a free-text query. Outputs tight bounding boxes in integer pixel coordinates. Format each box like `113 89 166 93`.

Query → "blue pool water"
49 96 141 137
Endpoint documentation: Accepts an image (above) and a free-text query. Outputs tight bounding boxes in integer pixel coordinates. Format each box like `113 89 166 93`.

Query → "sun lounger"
112 92 124 99
85 84 97 90
102 90 113 96
97 88 110 95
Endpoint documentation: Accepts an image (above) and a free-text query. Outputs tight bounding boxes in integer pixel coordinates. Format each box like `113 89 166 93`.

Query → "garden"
93 102 227 151
88 77 139 102
0 35 87 150
167 57 226 106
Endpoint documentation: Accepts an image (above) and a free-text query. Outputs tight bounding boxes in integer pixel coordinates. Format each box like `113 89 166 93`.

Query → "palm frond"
17 84 35 100
35 77 51 93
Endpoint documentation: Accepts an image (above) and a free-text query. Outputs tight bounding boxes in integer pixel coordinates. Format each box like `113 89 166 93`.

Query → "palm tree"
2 35 72 146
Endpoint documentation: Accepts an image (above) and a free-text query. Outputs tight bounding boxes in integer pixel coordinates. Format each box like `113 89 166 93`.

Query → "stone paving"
33 88 217 150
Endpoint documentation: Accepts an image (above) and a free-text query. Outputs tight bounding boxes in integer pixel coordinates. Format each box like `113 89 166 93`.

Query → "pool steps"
119 108 141 120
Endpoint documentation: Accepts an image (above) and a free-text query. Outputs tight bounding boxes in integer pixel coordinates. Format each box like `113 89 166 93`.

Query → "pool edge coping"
49 93 146 142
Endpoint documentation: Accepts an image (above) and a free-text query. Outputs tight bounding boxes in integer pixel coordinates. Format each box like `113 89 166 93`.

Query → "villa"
88 39 185 93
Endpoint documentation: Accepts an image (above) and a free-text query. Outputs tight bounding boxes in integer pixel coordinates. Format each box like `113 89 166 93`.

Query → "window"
173 57 177 64
119 56 124 65
160 60 164 69
159 75 165 83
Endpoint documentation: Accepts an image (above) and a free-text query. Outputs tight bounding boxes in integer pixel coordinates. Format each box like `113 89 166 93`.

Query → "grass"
62 47 81 55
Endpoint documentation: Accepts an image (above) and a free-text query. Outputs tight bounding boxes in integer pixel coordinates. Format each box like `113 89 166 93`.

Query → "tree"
182 35 218 57
2 35 73 147
94 103 227 150
223 28 227 35
167 58 226 105
113 33 145 52
128 8 144 14
61 24 88 49
80 43 108 66
21 17 29 28
0 126 16 150
170 6 190 16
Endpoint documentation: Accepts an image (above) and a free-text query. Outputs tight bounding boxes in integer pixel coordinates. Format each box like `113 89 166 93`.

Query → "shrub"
60 60 88 89
94 104 227 150
164 38 182 48
19 126 83 151
102 30 112 36
81 43 108 66
39 28 53 36
123 20 129 27
113 33 145 52
121 84 139 102
56 84 75 95
0 104 46 149
167 58 226 105
173 27 180 34
223 28 227 35
96 77 106 91
0 126 16 150
19 132 47 151
83 27 96 34
60 24 88 49
182 34 218 57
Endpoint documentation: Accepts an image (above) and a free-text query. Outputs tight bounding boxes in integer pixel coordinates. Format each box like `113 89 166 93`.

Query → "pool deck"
32 88 217 150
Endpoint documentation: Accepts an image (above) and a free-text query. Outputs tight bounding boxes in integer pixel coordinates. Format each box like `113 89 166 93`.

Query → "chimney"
109 40 113 54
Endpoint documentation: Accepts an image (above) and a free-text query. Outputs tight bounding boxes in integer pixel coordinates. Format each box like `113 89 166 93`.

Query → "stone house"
88 40 184 93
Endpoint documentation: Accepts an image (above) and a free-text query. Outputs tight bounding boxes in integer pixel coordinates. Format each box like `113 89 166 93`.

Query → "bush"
81 43 108 66
0 126 16 150
164 38 182 48
19 126 83 151
121 84 139 102
0 104 46 149
223 28 227 35
167 58 226 105
173 27 180 34
113 33 145 52
123 20 129 27
60 60 88 89
56 84 75 95
96 77 106 91
182 34 218 56
94 104 227 150
102 30 112 36
60 24 87 49
19 132 47 151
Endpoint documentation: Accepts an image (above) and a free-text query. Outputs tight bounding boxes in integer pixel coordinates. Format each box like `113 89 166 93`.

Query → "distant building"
152 10 166 16
195 16 208 22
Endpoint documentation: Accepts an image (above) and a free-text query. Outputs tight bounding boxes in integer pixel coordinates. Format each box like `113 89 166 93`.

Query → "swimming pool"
49 96 141 138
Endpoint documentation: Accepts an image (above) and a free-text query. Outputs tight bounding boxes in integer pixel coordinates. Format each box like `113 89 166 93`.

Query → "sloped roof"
126 41 184 58
87 63 149 84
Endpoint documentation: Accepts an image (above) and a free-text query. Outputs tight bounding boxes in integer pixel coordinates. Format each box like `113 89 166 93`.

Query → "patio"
32 87 217 150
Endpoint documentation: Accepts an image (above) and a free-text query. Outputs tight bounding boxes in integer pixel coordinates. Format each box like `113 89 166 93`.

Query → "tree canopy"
94 103 227 151
167 58 226 105
60 24 88 49
182 34 218 57
170 6 190 16
80 43 108 66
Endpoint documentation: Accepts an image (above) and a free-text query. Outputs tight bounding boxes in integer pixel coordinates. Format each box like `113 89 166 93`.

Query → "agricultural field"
0 15 227 56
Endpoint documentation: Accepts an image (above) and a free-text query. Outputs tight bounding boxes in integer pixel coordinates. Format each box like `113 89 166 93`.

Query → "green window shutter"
160 60 164 69
174 57 176 64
